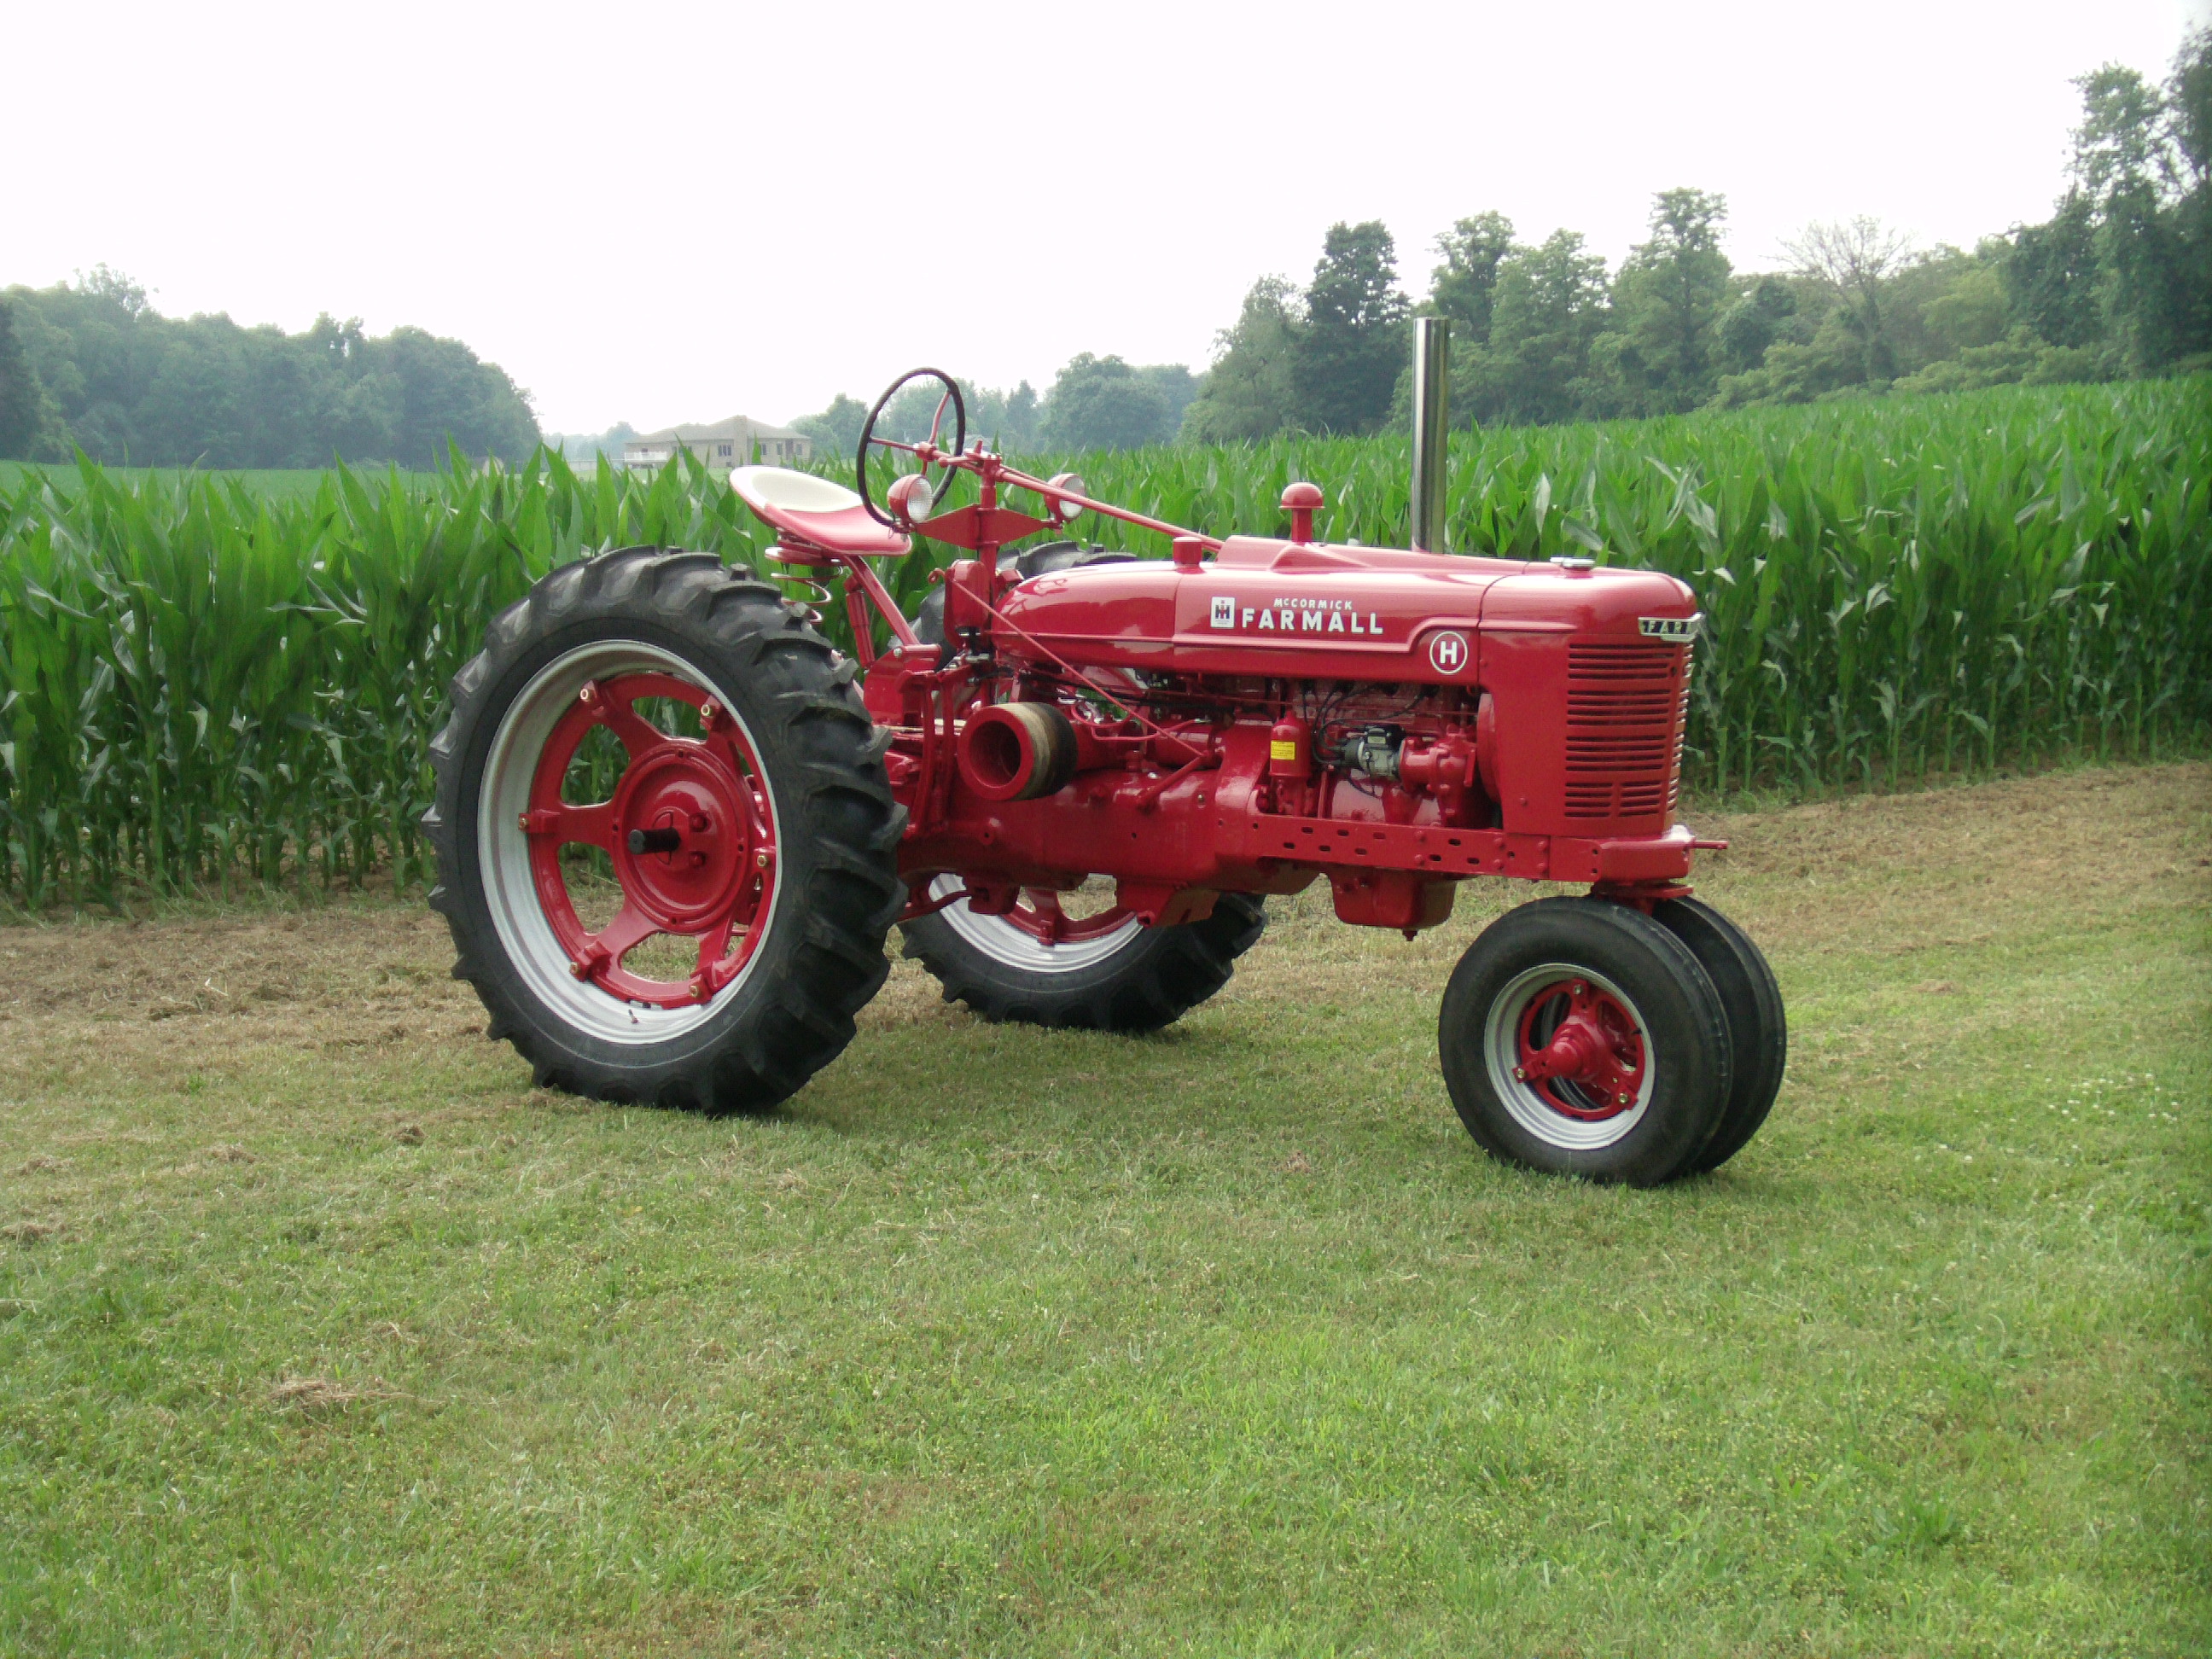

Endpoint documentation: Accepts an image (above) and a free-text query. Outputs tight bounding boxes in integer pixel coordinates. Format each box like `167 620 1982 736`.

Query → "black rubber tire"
424 545 905 1113
902 892 1266 1032
1438 896 1733 1186
913 540 1135 649
1651 897 1786 1173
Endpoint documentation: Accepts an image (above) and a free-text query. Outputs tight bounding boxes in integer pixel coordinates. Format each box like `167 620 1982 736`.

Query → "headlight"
1045 473 1086 524
888 474 934 523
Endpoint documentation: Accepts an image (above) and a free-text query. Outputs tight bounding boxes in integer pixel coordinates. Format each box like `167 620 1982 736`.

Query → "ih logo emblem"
1427 631 1470 675
1209 596 1237 629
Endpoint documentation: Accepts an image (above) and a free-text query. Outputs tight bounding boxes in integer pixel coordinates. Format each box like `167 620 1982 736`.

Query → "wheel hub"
1512 977 1647 1121
608 743 752 933
514 670 778 1010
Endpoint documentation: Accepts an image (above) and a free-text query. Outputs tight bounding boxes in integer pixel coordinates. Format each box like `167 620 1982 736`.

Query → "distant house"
622 416 812 473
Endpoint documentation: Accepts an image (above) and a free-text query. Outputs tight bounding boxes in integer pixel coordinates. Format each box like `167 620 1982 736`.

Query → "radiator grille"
1563 639 1691 821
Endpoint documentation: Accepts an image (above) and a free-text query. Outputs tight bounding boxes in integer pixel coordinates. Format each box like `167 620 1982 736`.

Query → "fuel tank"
993 535 1698 690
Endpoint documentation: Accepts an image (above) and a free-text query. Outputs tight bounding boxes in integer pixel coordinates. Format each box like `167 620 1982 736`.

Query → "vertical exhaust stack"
1410 317 1451 554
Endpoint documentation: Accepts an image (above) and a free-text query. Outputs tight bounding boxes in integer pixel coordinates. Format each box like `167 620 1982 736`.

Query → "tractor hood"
993 536 1701 687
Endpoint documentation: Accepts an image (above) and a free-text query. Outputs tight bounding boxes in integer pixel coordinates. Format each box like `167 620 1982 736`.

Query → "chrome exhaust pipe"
1410 317 1451 553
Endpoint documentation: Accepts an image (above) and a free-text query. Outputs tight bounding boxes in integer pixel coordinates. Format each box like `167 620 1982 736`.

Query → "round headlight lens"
1045 472 1086 523
888 473 934 523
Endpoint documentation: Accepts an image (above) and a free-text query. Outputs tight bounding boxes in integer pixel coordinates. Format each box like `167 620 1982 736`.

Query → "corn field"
3 377 2207 907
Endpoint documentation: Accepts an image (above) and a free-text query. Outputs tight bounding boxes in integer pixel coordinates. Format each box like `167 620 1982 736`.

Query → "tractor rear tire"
424 545 905 1113
1438 897 1733 1186
902 890 1266 1033
1651 898 1786 1173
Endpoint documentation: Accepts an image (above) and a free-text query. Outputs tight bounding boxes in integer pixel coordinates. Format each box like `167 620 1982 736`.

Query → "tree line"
6 34 2200 469
0 268 539 468
789 357 1198 463
781 32 2206 457
1173 30 2209 442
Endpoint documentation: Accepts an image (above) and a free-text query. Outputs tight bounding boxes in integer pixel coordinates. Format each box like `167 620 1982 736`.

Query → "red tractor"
426 365 1785 1185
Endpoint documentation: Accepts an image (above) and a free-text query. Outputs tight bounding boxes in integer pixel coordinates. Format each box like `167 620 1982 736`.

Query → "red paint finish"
525 674 776 1004
729 428 1711 937
1513 978 1648 1120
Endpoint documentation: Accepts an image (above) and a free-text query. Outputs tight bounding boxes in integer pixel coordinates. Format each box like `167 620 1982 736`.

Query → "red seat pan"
730 467 911 557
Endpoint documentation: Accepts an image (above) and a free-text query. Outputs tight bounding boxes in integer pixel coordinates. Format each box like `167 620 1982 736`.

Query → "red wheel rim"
521 672 775 1008
1513 977 1648 1121
993 888 1139 946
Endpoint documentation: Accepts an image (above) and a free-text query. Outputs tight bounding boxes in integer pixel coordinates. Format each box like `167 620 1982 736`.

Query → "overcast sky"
7 0 2204 433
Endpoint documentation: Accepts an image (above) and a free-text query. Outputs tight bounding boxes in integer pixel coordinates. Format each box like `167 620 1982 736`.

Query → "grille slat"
1563 639 1691 822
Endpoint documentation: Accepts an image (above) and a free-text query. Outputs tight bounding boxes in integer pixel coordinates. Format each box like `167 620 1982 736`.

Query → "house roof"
627 416 809 445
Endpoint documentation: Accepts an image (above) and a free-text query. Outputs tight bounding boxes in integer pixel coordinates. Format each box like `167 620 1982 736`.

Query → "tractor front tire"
1438 897 1733 1186
902 890 1266 1033
424 546 905 1113
1651 898 1786 1173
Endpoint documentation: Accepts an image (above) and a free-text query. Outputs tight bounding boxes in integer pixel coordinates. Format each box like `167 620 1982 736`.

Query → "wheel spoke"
580 902 660 976
597 685 671 760
1022 889 1068 942
694 917 736 979
1587 1050 1640 1104
527 801 615 848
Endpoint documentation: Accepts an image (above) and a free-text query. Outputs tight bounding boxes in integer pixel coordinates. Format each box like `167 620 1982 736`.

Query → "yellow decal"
1270 739 1298 761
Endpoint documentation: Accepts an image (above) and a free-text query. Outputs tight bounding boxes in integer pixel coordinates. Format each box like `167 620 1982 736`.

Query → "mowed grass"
0 765 2204 1656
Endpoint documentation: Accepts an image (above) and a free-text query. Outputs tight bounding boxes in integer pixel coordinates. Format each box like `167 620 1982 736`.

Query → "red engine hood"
993 536 1700 684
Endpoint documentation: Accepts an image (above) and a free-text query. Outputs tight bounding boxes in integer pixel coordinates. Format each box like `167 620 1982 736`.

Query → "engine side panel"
887 541 1707 915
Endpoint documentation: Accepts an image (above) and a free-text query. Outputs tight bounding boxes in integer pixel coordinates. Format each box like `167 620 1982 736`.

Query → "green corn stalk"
2 378 2207 906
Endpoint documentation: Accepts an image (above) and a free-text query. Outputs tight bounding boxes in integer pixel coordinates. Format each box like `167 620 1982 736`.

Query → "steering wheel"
858 368 967 530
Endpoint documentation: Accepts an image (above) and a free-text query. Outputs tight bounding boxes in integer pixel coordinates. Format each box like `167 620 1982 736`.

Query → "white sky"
6 0 2204 433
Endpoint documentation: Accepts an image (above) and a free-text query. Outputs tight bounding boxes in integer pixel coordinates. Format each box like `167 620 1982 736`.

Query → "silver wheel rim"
928 874 1144 974
1483 962 1655 1151
477 639 777 1045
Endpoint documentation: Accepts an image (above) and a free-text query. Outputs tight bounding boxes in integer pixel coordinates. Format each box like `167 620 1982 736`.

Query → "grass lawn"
1 764 2205 1656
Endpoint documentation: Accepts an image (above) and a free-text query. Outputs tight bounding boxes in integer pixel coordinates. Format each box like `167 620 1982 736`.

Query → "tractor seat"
730 467 911 557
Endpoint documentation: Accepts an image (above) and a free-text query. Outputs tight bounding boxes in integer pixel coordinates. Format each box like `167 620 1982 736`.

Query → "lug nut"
578 681 599 706
754 850 771 868
690 812 709 832
700 699 720 728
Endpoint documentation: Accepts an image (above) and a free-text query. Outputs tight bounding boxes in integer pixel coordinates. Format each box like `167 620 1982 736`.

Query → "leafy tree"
547 422 641 462
1426 212 1515 345
1718 275 1799 374
3 274 539 466
1467 230 1611 425
2007 192 2104 348
1780 217 1917 381
0 296 60 459
995 381 1041 450
1291 221 1408 434
1137 364 1198 434
792 393 869 457
1182 276 1304 443
1604 188 1732 413
2071 57 2204 371
1038 354 1179 451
